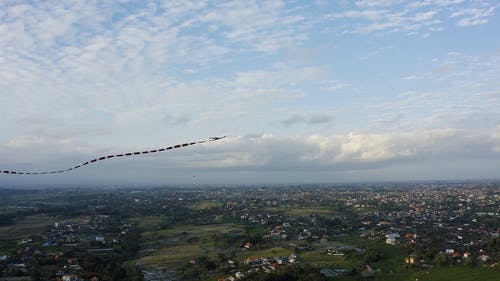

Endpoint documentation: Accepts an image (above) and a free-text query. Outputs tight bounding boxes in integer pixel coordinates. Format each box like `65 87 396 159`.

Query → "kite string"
1 137 225 175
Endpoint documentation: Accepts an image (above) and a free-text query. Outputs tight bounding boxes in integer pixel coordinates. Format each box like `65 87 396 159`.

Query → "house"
478 254 490 262
245 257 261 265
404 232 416 239
320 268 347 277
320 268 339 277
274 256 286 265
361 265 381 277
7 263 27 272
242 242 252 249
385 233 400 245
18 239 32 245
263 265 275 273
405 256 416 264
299 229 311 240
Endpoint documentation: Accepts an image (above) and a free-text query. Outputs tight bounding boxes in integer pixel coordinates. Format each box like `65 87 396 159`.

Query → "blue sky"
0 0 499 185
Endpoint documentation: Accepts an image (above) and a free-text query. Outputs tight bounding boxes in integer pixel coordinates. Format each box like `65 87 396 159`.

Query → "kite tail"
1 136 226 175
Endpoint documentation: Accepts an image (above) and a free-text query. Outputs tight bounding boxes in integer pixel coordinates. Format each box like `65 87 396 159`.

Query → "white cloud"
451 6 496 26
401 75 418 80
0 1 498 183
355 0 404 8
162 114 192 126
491 125 500 152
1 128 498 183
280 112 334 126
176 129 498 173
308 113 334 124
357 45 393 60
325 0 496 34
0 1 320 149
281 114 306 126
197 0 307 52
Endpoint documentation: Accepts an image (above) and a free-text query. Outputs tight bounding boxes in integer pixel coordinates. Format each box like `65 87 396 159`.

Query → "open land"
0 181 498 280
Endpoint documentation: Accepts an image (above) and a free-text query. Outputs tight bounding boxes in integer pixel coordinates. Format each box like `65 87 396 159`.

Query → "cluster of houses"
217 184 499 270
40 215 123 248
0 214 134 280
2 184 496 280
53 257 100 281
353 187 499 266
220 254 299 281
181 184 498 278
323 244 363 256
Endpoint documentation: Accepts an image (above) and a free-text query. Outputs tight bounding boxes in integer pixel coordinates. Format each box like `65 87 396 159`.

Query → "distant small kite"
1 136 226 175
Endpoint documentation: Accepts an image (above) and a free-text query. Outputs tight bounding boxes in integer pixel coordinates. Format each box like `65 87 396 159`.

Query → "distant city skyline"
1 0 499 185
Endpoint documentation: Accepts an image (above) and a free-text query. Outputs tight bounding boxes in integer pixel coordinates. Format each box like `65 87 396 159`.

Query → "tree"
298 273 326 281
364 248 383 263
31 259 41 281
433 253 448 267
464 256 476 268
217 252 227 263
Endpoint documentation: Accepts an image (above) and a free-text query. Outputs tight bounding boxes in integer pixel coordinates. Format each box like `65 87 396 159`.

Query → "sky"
1 0 499 186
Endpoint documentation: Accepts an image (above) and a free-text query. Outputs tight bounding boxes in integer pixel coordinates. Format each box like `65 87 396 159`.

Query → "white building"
385 233 400 245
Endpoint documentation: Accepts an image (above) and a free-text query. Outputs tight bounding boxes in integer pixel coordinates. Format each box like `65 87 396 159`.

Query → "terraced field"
137 223 246 269
0 215 54 240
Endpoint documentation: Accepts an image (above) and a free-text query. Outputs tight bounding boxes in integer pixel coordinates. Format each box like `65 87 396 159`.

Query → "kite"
1 136 226 175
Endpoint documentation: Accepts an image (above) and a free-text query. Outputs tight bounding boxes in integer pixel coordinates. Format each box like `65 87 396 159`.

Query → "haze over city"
1 0 499 185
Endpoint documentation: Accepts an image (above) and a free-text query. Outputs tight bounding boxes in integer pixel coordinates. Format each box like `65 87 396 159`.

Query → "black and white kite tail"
1 136 226 175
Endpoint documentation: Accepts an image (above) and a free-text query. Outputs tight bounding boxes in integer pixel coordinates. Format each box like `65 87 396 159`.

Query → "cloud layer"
0 0 499 184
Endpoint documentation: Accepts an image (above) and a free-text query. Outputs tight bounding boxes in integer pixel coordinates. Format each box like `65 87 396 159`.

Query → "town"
0 181 498 280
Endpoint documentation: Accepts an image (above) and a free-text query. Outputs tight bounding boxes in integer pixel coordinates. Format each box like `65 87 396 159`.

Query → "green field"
240 247 293 261
130 215 170 231
262 206 334 217
300 249 352 268
288 208 334 217
0 215 54 240
137 244 210 269
189 201 224 210
0 214 56 255
138 223 246 269
380 267 500 281
0 206 37 215
141 223 244 240
0 240 13 255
